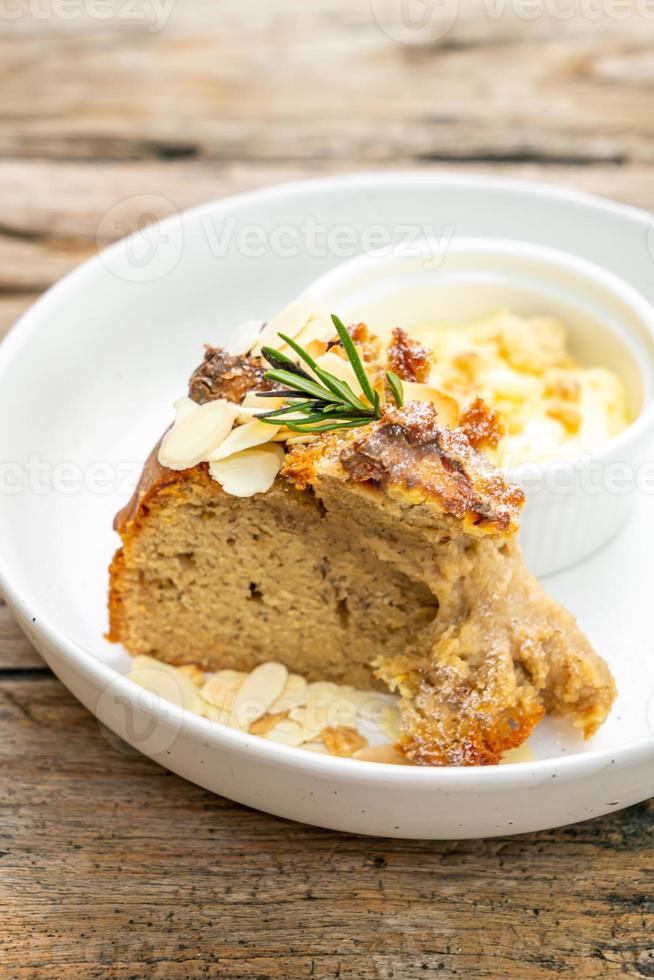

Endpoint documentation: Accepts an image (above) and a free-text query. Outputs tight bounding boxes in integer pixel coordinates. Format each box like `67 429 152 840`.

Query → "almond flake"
158 398 239 470
237 390 284 424
127 656 205 715
279 434 319 447
324 694 359 730
294 316 337 357
268 673 308 714
401 382 460 429
201 669 248 710
249 711 289 736
172 396 198 421
379 705 402 743
229 661 288 731
291 681 342 740
208 444 284 497
253 294 330 355
177 664 206 686
357 694 399 733
352 745 413 765
226 319 264 356
321 726 368 758
315 351 364 397
263 718 305 746
208 419 279 462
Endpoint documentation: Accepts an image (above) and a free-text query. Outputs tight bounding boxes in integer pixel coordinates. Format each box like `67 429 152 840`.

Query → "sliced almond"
263 718 305 746
291 681 342 741
172 396 198 422
225 318 264 356
208 444 285 497
237 390 284 424
268 673 308 715
177 664 206 686
253 294 330 355
201 669 248 710
294 315 337 357
277 433 319 447
158 398 239 470
315 351 364 397
325 694 359 730
126 657 205 716
208 419 279 461
229 661 288 731
402 382 460 429
353 744 413 765
357 695 402 742
321 725 368 758
249 711 289 736
379 705 402 743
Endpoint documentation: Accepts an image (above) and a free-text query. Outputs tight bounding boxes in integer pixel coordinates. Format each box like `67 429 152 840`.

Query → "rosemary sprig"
255 313 404 434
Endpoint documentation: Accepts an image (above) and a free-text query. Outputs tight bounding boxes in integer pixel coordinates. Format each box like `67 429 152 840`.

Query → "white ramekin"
310 238 654 576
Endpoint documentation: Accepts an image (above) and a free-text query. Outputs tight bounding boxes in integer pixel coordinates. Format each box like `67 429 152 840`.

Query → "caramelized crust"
387 327 432 383
284 402 524 535
327 322 381 365
188 346 271 404
459 397 505 451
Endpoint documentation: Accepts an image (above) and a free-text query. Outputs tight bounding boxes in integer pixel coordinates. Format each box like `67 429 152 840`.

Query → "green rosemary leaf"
264 368 332 402
386 370 405 408
254 389 322 400
312 369 369 412
254 314 389 435
330 314 376 409
278 332 366 411
256 400 319 419
277 333 320 372
261 346 313 380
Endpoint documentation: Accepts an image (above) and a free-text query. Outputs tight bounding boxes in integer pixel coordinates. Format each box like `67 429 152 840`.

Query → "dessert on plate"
108 297 617 766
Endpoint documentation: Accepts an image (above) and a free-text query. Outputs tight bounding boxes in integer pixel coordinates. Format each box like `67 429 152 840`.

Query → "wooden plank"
0 159 653 296
0 3 654 163
0 676 651 978
0 602 44 669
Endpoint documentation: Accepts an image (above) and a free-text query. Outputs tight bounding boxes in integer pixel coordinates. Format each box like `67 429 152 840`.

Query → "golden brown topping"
459 397 505 451
546 400 582 433
320 725 368 758
283 403 524 535
189 346 272 405
327 322 381 365
544 370 581 401
387 327 432 383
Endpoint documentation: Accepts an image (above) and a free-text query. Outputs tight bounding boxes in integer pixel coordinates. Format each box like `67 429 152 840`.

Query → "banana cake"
108 303 616 765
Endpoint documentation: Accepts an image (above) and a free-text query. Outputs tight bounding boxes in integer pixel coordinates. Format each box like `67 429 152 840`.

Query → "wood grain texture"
0 1 653 974
0 677 652 979
1 1 654 165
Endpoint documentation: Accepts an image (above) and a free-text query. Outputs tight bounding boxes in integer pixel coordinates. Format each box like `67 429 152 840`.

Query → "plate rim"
1 169 653 786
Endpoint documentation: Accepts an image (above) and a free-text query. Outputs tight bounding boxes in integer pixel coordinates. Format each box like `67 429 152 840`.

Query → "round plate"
1 173 653 839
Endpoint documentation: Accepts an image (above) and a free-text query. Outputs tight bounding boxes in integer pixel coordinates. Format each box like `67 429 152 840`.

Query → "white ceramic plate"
1 173 653 839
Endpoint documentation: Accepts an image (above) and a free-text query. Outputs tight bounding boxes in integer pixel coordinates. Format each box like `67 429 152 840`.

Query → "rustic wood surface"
0 2 653 976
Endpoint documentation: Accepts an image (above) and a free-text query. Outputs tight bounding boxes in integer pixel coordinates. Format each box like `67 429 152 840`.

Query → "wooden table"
1 3 652 975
